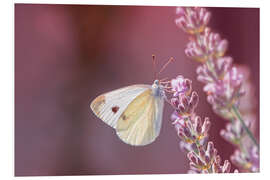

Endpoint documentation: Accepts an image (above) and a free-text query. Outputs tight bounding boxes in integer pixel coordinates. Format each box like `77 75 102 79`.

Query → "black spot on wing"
111 106 120 113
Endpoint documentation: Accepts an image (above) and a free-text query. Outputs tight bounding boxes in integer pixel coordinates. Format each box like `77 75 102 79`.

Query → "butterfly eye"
154 79 159 85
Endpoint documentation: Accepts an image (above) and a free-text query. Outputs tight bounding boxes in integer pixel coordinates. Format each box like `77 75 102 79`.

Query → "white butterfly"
90 79 166 146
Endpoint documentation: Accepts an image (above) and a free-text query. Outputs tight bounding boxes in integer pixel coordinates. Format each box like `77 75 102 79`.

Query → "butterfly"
90 56 174 146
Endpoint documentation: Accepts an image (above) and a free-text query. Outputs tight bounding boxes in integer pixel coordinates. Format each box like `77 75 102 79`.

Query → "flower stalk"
231 105 259 148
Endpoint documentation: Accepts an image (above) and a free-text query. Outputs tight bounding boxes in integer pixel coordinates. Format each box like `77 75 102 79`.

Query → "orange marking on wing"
90 95 105 116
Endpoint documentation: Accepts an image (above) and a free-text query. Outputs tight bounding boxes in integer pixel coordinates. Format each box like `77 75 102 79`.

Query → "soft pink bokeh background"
15 4 259 176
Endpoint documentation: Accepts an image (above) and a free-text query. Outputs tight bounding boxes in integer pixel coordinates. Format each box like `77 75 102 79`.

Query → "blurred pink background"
15 4 259 176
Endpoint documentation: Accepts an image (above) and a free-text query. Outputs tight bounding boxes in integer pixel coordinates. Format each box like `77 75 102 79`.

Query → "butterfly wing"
116 89 164 146
90 84 151 128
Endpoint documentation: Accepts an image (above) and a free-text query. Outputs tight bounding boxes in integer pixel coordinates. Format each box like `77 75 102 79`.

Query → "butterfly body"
90 80 165 146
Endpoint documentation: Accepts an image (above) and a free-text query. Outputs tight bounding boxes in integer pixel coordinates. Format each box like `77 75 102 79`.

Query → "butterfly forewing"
90 85 151 128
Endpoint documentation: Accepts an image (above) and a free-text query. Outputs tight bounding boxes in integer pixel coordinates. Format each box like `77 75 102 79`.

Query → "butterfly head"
153 79 159 86
152 79 165 98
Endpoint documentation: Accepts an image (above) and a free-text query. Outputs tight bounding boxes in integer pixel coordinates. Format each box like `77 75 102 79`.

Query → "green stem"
231 105 259 149
228 118 250 157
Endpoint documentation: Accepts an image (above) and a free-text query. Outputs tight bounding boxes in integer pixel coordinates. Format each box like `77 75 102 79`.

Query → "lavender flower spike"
171 75 192 97
169 75 236 173
175 7 259 172
175 7 211 34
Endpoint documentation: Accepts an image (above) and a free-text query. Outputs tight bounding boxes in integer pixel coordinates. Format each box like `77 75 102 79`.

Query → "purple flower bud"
190 12 197 26
185 79 192 93
186 120 193 131
197 157 205 167
230 67 243 87
206 95 215 105
202 12 211 26
178 130 185 139
212 162 218 173
185 48 194 58
176 7 185 15
214 80 226 95
203 83 215 94
170 111 180 122
183 127 192 138
220 129 234 143
175 17 188 31
222 160 231 173
213 33 221 42
208 33 215 50
190 91 199 110
178 104 186 114
216 57 232 76
194 116 202 134
179 141 192 152
187 169 197 174
198 145 205 158
215 155 222 165
191 143 198 152
196 65 204 74
187 151 198 164
171 97 180 108
181 94 189 107
202 118 211 135
190 162 198 169
213 148 218 157
204 155 211 164
216 39 228 56
206 141 215 158
197 74 212 84
198 8 206 21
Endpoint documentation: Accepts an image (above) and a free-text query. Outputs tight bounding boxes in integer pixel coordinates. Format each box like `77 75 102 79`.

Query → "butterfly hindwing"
90 84 151 128
116 89 164 146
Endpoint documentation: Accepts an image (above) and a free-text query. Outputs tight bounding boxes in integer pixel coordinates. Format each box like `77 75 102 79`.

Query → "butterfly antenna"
152 54 158 79
159 77 169 82
158 57 174 76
